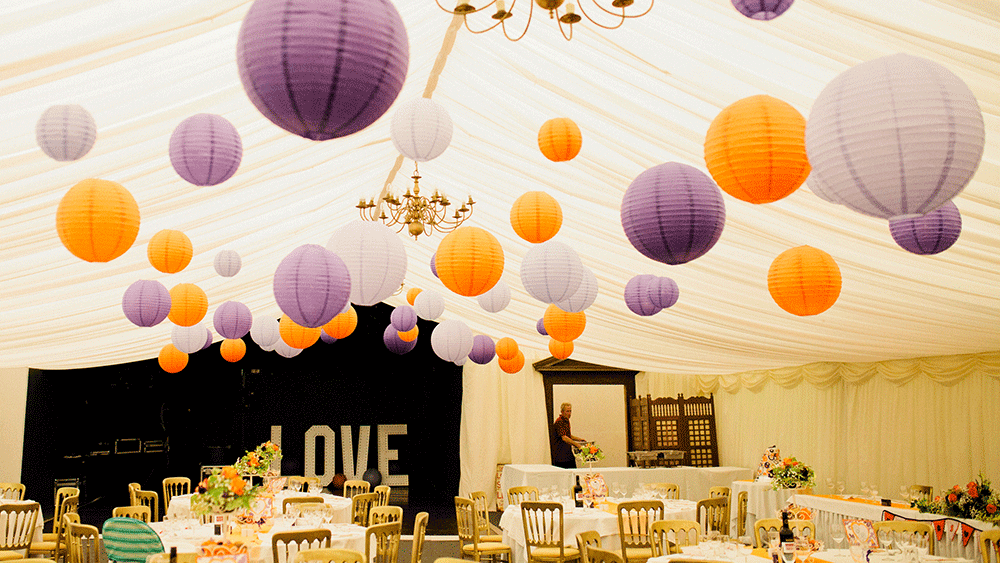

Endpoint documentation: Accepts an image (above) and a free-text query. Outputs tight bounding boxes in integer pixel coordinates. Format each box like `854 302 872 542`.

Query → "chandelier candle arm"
359 165 475 239
439 0 651 40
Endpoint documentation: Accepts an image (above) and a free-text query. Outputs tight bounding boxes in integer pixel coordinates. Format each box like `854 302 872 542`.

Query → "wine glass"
900 485 910 504
830 522 846 550
914 535 929 559
837 481 846 497
768 530 781 551
895 530 912 550
827 478 835 494
878 528 894 551
861 481 870 499
870 484 879 500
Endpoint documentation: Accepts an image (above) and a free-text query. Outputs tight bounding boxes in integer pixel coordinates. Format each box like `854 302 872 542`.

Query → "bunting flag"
935 519 947 542
961 523 975 547
882 510 982 547
885 513 896 521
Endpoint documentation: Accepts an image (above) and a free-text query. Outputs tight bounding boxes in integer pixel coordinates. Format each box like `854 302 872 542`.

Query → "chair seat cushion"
0 551 25 562
530 546 581 560
462 542 511 554
623 546 653 561
41 532 58 542
29 540 62 553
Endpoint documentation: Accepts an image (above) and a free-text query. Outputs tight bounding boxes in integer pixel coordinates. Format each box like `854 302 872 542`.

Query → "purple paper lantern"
390 305 418 332
621 162 726 265
236 0 409 141
647 277 680 309
383 325 416 355
731 0 794 20
121 280 172 327
273 244 352 328
469 334 496 365
624 275 662 316
889 201 962 255
169 114 243 186
320 331 338 344
214 301 253 339
430 252 438 278
202 328 215 351
536 318 548 336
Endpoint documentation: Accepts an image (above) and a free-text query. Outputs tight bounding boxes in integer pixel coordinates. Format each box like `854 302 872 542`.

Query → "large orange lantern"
543 304 586 343
406 288 422 306
168 283 208 327
538 118 582 162
148 229 193 273
280 315 321 348
495 337 519 361
158 344 188 373
498 350 525 374
56 179 140 262
549 338 574 360
435 227 504 297
323 305 358 339
510 191 563 244
398 326 419 343
220 338 247 362
767 245 842 316
704 95 810 204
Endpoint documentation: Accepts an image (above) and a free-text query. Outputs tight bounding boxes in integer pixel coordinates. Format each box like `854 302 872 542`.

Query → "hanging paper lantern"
158 344 188 373
510 191 563 243
889 201 962 255
406 288 422 305
36 104 97 161
495 337 519 361
274 244 351 328
469 335 496 365
521 241 585 304
806 54 985 219
320 332 338 344
498 350 525 374
280 315 322 348
169 114 243 186
390 98 453 162
768 245 842 316
647 276 680 309
430 253 438 278
221 338 247 362
477 280 511 313
323 305 358 339
435 227 504 297
538 118 582 162
398 326 419 343
202 328 215 351
214 249 242 277
555 266 598 313
172 323 208 355
250 316 281 348
413 290 445 321
624 275 661 316
430 319 473 363
621 163 727 265
122 280 171 327
549 338 574 360
543 304 586 343
455 357 468 367
383 325 417 355
327 221 406 306
536 318 548 336
730 0 794 20
236 0 409 141
168 283 208 327
390 305 418 332
704 95 810 204
56 179 140 263
147 229 193 274
213 301 253 340
274 338 303 358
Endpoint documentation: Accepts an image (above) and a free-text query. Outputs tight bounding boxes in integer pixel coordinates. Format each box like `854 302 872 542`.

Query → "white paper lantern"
454 356 468 366
36 104 97 161
172 322 207 354
413 290 445 321
430 319 473 363
806 54 985 219
214 249 242 277
390 98 454 162
327 221 407 306
556 266 598 313
250 315 280 349
477 279 511 313
520 240 585 304
274 338 302 358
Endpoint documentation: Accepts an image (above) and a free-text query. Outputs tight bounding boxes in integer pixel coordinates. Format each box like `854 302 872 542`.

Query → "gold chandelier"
437 0 653 41
358 164 475 239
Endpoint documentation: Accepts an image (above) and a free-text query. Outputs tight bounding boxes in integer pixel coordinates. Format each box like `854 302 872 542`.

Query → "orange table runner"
804 494 909 510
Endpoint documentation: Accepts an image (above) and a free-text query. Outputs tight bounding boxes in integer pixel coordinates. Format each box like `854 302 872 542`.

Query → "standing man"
550 402 586 469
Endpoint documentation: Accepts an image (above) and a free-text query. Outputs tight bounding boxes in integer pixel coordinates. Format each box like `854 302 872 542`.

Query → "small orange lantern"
495 337 519 361
323 305 358 339
158 344 188 373
220 338 246 362
56 178 140 262
767 245 842 316
510 191 563 244
406 288 422 306
435 227 504 297
168 283 208 327
549 338 574 360
543 304 586 343
538 118 582 162
398 326 419 342
280 315 321 348
148 229 193 273
498 350 525 374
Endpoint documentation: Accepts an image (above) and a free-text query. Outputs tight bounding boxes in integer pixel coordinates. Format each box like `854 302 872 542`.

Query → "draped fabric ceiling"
1 0 998 374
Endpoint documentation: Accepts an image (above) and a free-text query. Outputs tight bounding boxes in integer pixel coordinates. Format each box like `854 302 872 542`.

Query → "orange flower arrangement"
190 466 258 515
914 473 1000 524
234 441 282 477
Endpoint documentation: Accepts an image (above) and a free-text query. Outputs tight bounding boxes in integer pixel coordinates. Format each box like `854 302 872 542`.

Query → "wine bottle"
573 475 584 508
169 547 177 563
779 510 795 563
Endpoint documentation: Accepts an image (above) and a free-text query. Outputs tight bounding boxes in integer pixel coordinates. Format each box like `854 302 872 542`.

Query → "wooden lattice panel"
629 396 650 451
628 393 720 467
653 419 680 449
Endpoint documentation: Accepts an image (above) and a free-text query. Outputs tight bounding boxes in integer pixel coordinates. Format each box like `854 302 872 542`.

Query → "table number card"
843 519 878 549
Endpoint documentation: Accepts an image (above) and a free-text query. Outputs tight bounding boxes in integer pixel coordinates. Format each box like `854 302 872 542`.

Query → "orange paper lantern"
158 344 188 373
495 337 519 361
549 338 574 360
543 304 586 343
406 287 422 305
323 305 358 339
435 227 504 297
704 95 810 204
280 315 321 348
767 245 842 316
398 326 419 342
220 338 246 362
168 283 208 327
56 178 140 262
498 350 525 374
148 229 193 273
538 118 582 162
510 191 563 244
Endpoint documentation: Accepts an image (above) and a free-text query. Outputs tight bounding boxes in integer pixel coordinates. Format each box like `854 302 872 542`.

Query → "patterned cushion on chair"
102 517 165 563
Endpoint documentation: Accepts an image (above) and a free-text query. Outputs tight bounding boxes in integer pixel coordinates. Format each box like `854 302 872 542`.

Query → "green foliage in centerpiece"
191 466 258 515
234 440 282 477
574 442 605 464
913 473 1000 524
771 457 816 490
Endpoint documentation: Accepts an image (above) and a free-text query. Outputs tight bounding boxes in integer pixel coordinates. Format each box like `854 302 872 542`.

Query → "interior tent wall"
552 384 627 467
0 367 29 482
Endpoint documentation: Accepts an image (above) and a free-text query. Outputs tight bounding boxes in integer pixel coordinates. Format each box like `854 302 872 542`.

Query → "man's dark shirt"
550 414 574 463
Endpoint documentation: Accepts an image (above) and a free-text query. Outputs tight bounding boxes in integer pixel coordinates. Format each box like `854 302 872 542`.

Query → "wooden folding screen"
628 393 719 467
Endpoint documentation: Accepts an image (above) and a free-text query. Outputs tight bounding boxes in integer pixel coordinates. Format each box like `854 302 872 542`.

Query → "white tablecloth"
151 521 366 563
649 543 769 563
730 480 797 541
167 492 352 524
809 548 974 563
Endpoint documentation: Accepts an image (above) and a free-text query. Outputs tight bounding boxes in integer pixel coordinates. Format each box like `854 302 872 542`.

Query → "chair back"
587 547 625 563
374 485 391 507
470 491 493 537
650 483 680 500
0 502 40 555
283 496 324 515
66 521 100 563
709 486 730 498
521 501 576 561
286 476 308 492
366 521 402 563
102 516 165 563
508 486 540 505
651 520 700 557
369 505 403 525
752 519 814 548
350 493 378 527
617 500 664 560
735 491 748 538
294 548 364 563
53 487 80 534
128 483 140 506
343 480 370 499
112 505 151 522
873 521 934 555
696 496 729 535
454 497 481 549
980 529 1000 563
133 490 159 522
148 553 199 563
411 512 429 563
162 477 191 509
576 531 602 563
272 529 333 563
0 483 25 501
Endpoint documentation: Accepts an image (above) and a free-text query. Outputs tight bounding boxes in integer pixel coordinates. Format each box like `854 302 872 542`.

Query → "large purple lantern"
889 201 962 255
621 162 726 265
122 280 172 327
731 0 794 20
273 244 351 328
469 334 496 365
383 325 416 355
214 301 253 339
169 114 243 185
647 277 679 309
236 0 409 141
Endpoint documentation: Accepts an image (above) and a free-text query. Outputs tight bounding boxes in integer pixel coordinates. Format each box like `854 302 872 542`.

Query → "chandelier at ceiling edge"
358 164 475 240
436 0 654 41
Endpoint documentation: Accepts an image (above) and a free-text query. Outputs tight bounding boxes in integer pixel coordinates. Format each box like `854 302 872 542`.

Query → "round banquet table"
167 491 352 523
150 521 366 563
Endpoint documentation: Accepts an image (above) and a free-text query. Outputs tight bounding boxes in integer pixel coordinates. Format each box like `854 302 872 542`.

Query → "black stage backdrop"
22 303 462 513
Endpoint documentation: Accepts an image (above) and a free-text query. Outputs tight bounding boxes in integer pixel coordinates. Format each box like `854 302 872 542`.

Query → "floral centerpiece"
191 466 258 516
234 441 282 477
574 442 605 465
913 473 1000 524
771 457 816 490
